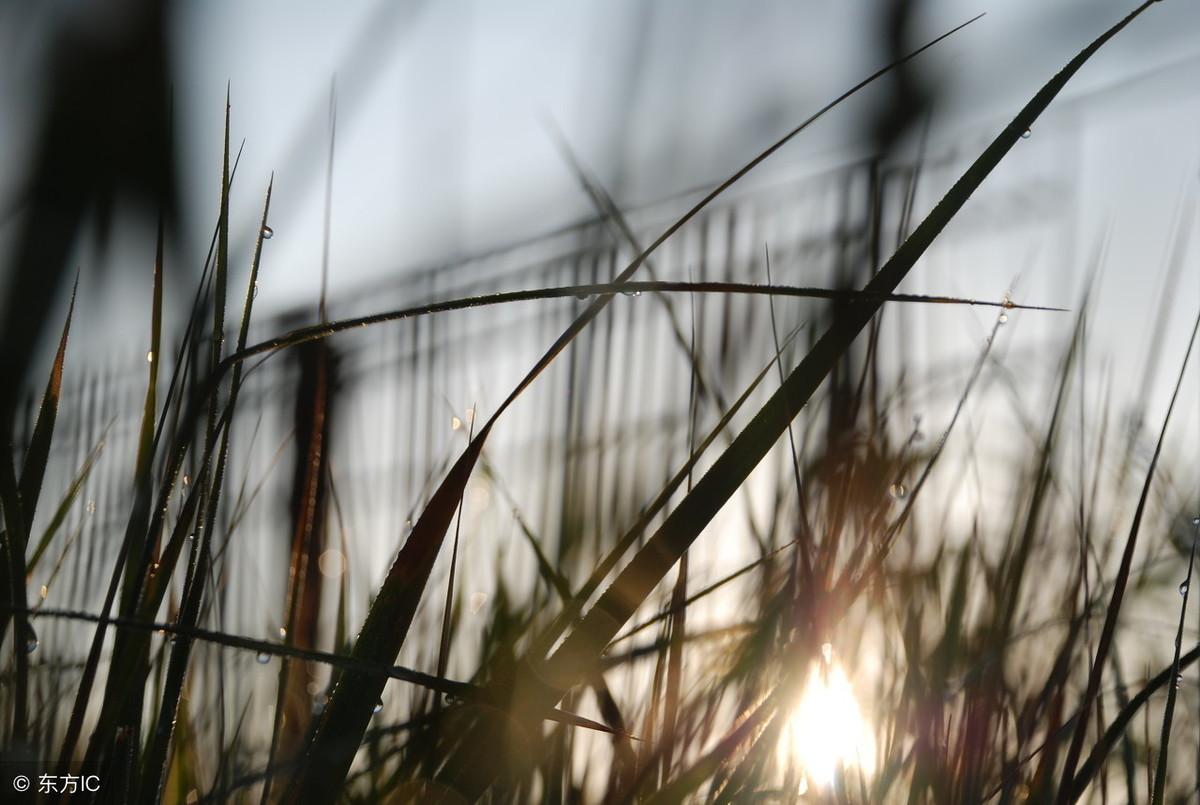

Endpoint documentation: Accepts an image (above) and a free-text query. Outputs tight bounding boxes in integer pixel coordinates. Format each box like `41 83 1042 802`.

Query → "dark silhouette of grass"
2 2 1196 803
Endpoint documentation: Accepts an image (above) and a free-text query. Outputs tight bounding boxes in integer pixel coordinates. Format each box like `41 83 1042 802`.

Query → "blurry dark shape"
0 0 176 422
870 0 934 157
279 335 341 765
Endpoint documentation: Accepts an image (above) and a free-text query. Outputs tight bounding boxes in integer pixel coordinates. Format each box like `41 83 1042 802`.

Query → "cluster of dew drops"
1171 515 1200 690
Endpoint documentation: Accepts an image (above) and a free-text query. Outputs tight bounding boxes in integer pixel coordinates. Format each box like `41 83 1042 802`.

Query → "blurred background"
2 1 1200 799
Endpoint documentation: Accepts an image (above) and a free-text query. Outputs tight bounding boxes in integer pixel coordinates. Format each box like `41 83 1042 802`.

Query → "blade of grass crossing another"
283 16 991 802
431 4 1157 799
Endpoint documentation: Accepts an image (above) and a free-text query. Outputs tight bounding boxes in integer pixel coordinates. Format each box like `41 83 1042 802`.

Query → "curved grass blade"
1060 303 1200 801
1057 303 1200 802
0 275 76 742
284 16 987 801
432 5 1155 799
230 281 1048 365
1149 519 1198 803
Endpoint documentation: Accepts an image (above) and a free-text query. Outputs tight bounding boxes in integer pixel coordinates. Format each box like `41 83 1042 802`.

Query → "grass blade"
432 5 1154 798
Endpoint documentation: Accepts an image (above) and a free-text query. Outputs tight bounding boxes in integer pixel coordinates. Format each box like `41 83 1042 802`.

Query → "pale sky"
2 0 1199 392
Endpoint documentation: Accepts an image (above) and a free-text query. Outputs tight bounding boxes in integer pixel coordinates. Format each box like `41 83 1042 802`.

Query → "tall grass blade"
0 276 77 644
0 275 76 743
434 5 1153 798
283 17 989 800
1149 493 1200 802
1057 303 1200 802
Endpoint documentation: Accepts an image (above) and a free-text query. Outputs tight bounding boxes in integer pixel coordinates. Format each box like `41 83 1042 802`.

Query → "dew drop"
998 312 1009 324
278 626 288 639
621 288 642 297
318 549 345 579
889 482 908 500
574 292 590 300
1191 516 1199 526
1175 674 1184 690
86 499 96 514
185 790 199 805
372 699 384 714
1180 580 1190 596
182 474 190 487
404 518 413 529
469 592 487 613
23 624 38 654
312 693 328 715
252 281 260 299
261 225 274 240
1020 129 1032 139
39 584 48 599
256 651 271 665
146 350 154 363
451 416 463 431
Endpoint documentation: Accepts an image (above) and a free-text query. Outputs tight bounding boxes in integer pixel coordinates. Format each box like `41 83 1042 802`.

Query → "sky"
1 0 1199 405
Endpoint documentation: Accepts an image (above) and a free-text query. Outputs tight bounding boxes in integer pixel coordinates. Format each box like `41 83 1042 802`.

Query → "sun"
777 643 877 792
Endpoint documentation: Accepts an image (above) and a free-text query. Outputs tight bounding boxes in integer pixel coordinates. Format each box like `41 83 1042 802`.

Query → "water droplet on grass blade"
146 351 154 363
24 625 38 654
998 312 1009 324
86 500 96 514
470 592 487 613
889 483 907 500
39 585 48 599
1180 580 1190 596
1020 129 1031 139
451 416 463 431
372 700 384 714
256 651 270 664
318 549 345 578
261 225 274 240
278 626 288 639
1175 674 1184 689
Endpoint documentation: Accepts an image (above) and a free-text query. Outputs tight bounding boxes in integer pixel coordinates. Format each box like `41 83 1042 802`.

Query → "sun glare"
778 643 877 791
